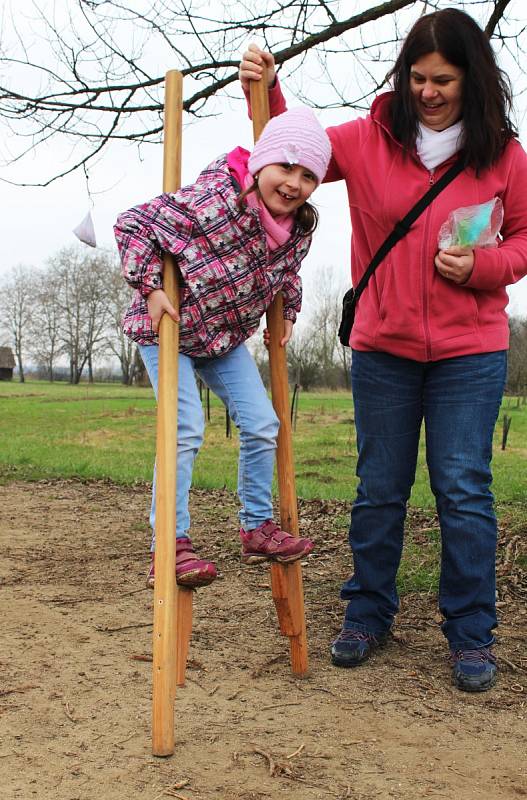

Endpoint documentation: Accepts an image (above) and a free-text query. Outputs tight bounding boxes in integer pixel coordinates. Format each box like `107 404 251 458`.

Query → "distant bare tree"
0 1 517 186
249 331 270 389
304 266 351 388
0 264 33 382
286 266 350 388
508 316 527 398
249 266 351 389
287 328 323 390
29 270 63 381
106 258 139 385
49 246 111 383
84 252 115 382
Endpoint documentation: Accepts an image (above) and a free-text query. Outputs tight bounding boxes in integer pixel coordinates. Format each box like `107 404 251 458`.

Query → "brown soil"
1 480 526 800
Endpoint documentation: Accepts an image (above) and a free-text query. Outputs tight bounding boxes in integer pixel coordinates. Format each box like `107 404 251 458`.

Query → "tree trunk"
17 350 25 383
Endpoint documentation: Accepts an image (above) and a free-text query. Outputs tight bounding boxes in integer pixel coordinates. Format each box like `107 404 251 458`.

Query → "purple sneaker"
330 628 388 667
450 647 497 692
240 520 314 564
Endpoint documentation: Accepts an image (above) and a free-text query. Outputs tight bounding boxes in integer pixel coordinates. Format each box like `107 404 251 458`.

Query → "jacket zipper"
422 170 435 360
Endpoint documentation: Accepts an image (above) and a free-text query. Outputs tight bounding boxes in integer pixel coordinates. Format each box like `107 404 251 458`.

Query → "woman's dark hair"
238 181 319 234
388 8 517 171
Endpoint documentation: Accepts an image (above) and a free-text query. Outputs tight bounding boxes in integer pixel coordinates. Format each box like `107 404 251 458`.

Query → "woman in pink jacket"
240 8 527 692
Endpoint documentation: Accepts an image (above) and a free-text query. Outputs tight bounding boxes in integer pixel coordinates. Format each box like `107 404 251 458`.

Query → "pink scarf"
227 147 295 251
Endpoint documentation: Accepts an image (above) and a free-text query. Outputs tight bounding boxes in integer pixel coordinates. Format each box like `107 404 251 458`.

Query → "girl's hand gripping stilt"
146 288 180 333
263 318 293 348
239 43 276 92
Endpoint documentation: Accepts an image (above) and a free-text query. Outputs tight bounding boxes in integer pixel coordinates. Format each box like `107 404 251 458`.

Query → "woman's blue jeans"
139 343 279 549
341 349 507 650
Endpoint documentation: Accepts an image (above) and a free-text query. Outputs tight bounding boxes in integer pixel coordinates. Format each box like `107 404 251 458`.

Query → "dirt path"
0 480 525 800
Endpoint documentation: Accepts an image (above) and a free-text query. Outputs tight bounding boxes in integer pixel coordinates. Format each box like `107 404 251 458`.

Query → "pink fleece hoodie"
264 81 527 361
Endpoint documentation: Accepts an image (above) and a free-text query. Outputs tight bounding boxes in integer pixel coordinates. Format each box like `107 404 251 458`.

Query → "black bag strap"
351 156 465 310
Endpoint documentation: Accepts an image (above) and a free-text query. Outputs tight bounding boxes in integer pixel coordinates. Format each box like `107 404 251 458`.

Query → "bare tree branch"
485 0 513 38
0 0 522 185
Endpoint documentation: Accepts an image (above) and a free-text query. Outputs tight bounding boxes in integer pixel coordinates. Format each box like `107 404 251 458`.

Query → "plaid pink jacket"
115 152 311 358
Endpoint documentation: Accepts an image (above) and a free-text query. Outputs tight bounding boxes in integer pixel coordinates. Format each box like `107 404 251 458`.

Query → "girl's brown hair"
388 8 517 172
238 181 319 234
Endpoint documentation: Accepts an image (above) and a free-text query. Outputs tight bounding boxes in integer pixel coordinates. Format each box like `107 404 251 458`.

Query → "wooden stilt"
175 587 193 688
152 69 194 757
250 75 309 676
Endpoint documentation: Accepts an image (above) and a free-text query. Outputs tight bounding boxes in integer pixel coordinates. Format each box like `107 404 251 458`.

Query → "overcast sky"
1 1 526 317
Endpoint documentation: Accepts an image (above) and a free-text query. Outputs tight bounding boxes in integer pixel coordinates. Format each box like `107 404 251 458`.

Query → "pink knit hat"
248 107 331 184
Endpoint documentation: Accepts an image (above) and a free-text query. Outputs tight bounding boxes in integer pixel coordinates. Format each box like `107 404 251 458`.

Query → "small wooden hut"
0 347 16 381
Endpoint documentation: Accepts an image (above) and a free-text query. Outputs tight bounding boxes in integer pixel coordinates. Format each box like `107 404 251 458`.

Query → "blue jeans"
139 343 279 549
341 349 507 650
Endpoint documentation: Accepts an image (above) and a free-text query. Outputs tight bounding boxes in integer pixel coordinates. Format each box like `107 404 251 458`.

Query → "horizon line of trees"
1 250 526 393
4 245 527 397
0 249 354 389
0 247 139 385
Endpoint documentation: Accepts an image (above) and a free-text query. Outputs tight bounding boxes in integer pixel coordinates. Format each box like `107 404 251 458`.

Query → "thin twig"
286 743 305 759
49 587 146 605
49 595 104 605
152 781 190 800
253 747 277 776
114 732 138 746
119 587 149 597
0 685 38 697
185 676 205 690
64 702 77 722
260 701 301 711
95 622 152 633
501 655 525 673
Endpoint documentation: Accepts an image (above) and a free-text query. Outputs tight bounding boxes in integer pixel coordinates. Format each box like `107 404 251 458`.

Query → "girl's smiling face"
256 163 317 216
410 51 464 131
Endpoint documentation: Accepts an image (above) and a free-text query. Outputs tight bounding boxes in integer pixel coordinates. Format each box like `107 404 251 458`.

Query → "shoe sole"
330 636 388 668
453 673 497 692
330 652 370 668
241 551 310 565
146 571 217 590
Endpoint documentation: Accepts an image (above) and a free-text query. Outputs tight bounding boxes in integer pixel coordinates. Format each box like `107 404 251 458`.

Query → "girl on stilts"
115 107 331 588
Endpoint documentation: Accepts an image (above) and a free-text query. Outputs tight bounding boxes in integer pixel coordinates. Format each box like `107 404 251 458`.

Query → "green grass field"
1 379 525 596
1 379 525 509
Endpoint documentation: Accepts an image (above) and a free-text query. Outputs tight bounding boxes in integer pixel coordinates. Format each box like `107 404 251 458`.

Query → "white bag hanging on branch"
73 210 97 247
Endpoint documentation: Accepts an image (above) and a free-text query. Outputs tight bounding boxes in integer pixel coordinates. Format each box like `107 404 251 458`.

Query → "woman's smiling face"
410 51 464 131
